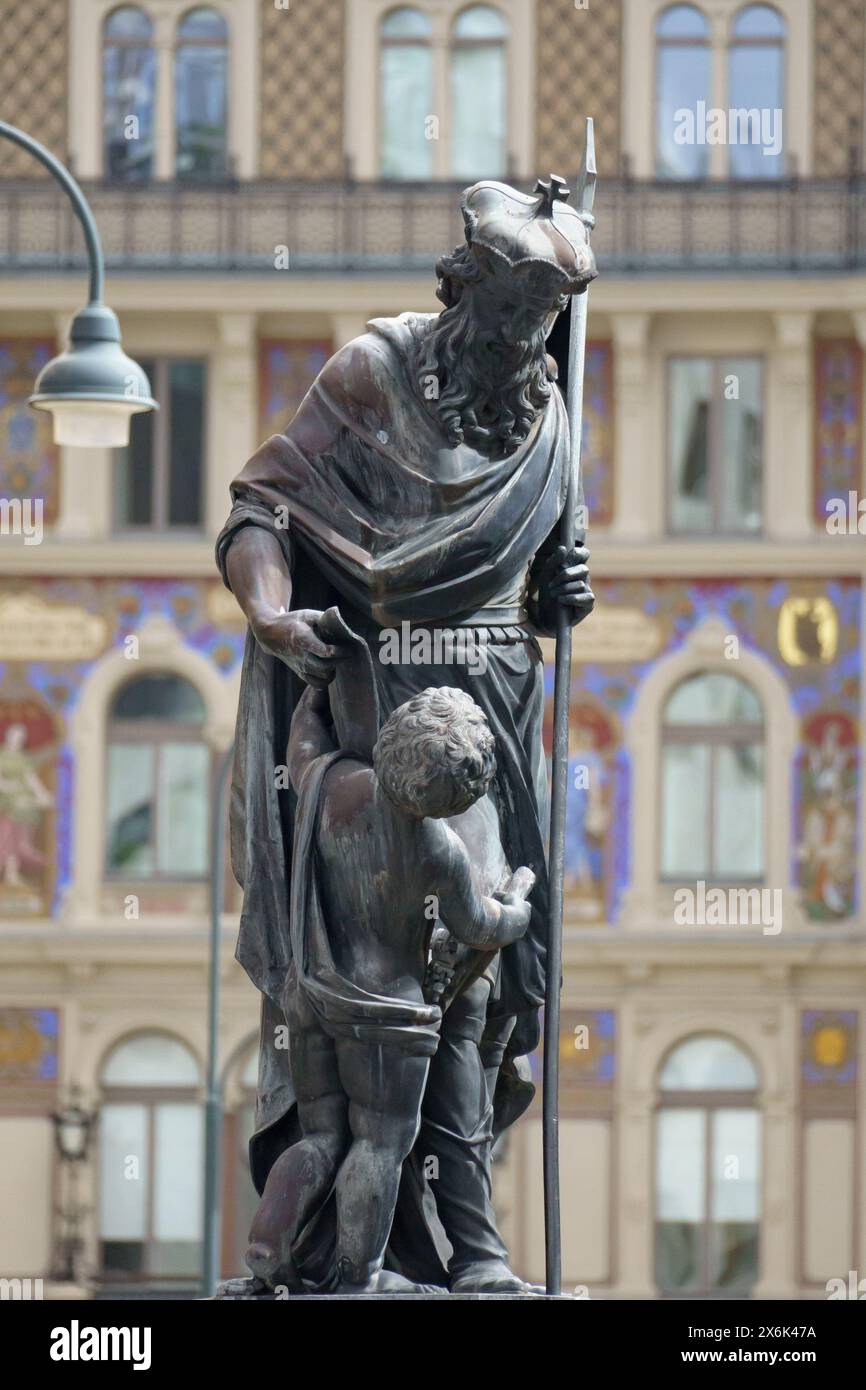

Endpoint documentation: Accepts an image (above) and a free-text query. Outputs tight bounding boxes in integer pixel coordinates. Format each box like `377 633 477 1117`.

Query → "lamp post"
0 121 156 445
202 742 235 1297
51 1088 97 1285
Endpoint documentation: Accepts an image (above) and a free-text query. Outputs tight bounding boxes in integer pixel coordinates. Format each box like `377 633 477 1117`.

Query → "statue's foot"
332 1267 448 1297
215 1274 271 1299
450 1260 542 1295
245 1240 304 1294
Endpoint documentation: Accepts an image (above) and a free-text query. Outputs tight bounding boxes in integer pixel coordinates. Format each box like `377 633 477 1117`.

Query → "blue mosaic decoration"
0 1006 58 1081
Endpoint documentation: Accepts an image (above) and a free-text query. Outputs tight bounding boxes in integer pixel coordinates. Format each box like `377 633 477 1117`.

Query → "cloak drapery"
216 313 571 1189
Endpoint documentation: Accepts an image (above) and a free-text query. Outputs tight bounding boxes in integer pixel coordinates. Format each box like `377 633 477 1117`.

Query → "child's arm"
287 685 335 792
426 822 534 948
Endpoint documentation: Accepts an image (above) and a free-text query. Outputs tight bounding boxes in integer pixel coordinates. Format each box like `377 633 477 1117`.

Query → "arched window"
655 1034 760 1294
175 7 229 179
655 5 711 179
661 673 764 881
99 1033 202 1280
106 673 209 880
728 5 785 179
102 7 156 182
450 6 508 179
379 7 433 179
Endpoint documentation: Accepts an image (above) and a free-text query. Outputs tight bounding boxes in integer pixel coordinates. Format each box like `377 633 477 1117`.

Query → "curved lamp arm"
0 121 155 447
0 119 104 303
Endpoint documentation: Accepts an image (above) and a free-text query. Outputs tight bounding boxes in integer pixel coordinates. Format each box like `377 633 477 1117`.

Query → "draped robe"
216 312 571 1203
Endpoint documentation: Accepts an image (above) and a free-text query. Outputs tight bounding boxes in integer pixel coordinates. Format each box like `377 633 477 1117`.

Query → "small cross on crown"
534 174 570 214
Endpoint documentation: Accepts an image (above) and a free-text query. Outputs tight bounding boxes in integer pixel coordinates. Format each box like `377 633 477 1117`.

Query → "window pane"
106 743 155 874
660 1035 759 1090
454 5 508 38
710 1219 759 1288
732 3 785 38
99 1102 148 1238
711 1109 760 1221
669 358 712 531
157 743 209 876
714 743 764 878
112 674 205 723
102 1033 200 1086
710 1109 760 1288
234 1101 259 1272
656 40 711 178
168 360 204 527
655 1108 704 1290
115 359 155 525
728 46 784 179
176 31 227 177
657 1109 705 1219
178 6 227 40
380 39 433 177
153 1103 203 1250
662 742 709 877
666 672 763 725
240 1047 258 1088
657 3 709 38
103 15 155 181
719 357 762 531
105 6 153 39
382 6 431 38
451 42 506 179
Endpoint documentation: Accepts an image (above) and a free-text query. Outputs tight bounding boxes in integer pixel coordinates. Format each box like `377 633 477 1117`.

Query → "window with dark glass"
102 6 156 181
661 672 764 882
655 4 711 179
115 358 205 530
106 674 209 880
655 1035 760 1296
175 7 229 179
668 356 762 534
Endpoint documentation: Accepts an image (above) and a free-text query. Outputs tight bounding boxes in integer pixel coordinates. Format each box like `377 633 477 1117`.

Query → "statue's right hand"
251 608 343 689
496 866 536 906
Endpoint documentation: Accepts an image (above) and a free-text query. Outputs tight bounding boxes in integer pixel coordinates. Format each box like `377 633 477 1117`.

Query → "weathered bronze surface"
215 176 596 1296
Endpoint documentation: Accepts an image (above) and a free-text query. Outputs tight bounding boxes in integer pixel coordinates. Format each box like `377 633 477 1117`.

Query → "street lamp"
0 121 156 446
51 1088 97 1285
52 1093 97 1164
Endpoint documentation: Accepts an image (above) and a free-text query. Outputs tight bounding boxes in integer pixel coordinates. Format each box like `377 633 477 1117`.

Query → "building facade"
0 0 863 1299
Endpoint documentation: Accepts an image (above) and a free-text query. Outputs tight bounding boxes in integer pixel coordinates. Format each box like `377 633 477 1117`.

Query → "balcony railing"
1 176 864 275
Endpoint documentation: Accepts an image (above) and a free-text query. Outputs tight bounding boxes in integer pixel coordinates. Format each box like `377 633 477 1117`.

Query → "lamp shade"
52 1101 95 1162
29 303 157 448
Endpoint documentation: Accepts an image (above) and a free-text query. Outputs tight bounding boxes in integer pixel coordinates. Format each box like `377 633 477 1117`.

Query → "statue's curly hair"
415 242 554 459
372 686 496 819
433 242 483 309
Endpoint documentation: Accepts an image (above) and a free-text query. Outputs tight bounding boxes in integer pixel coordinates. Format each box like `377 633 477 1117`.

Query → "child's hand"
495 866 536 906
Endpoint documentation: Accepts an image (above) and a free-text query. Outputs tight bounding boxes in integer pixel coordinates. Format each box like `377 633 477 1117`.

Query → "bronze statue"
216 174 597 1296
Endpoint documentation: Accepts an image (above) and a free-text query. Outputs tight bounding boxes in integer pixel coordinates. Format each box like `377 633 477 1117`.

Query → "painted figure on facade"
216 176 596 1295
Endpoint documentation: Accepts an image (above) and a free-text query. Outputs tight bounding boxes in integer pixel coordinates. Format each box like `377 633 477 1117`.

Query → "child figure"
246 683 534 1295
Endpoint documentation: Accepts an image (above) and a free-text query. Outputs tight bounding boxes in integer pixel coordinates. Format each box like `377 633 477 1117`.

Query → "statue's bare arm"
224 527 342 689
426 822 534 948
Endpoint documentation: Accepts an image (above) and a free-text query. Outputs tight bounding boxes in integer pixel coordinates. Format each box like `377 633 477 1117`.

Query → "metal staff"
542 117 597 1297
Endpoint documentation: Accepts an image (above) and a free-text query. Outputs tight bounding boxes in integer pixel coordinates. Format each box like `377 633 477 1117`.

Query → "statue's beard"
415 300 552 459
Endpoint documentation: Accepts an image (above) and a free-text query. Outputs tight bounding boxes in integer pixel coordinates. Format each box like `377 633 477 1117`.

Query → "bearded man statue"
216 175 597 1295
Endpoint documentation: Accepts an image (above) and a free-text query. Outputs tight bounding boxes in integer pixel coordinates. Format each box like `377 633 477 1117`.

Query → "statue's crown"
459 173 596 300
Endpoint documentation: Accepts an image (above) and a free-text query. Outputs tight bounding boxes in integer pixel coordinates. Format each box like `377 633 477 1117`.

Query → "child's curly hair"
372 687 496 819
